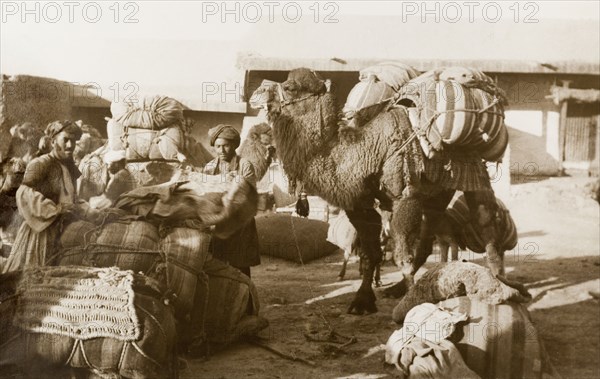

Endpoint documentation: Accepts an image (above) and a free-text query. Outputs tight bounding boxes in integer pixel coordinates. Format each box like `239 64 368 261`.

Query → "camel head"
249 68 331 119
1 157 26 194
248 68 339 168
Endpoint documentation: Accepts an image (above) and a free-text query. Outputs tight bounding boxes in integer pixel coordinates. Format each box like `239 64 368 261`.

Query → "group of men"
1 121 261 278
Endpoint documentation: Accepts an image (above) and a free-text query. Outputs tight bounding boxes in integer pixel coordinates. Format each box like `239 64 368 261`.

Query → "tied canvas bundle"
110 95 184 130
343 62 420 126
397 67 508 161
107 118 184 161
14 266 141 341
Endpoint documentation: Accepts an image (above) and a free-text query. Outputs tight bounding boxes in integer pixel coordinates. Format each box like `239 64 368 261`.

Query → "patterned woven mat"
15 266 140 341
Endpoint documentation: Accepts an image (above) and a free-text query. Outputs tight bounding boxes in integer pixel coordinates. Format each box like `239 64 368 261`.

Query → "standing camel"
251 68 497 314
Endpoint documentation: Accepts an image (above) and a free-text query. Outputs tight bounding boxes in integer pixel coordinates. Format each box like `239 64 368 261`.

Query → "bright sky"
1 1 598 99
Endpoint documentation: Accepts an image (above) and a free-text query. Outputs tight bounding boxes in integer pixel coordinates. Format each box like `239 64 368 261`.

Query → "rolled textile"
110 95 184 130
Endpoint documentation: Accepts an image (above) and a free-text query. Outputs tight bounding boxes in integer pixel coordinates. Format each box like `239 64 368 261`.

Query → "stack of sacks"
55 219 263 350
107 95 185 161
397 67 508 161
56 219 211 319
343 62 421 127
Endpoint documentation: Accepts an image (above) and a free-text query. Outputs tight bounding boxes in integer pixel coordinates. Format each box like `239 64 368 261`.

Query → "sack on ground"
440 296 552 379
256 214 339 263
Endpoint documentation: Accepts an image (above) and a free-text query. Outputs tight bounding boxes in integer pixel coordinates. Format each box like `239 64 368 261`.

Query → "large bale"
108 119 184 161
343 62 420 126
0 268 177 379
359 61 421 91
198 256 262 347
123 127 161 160
56 220 162 275
399 71 507 161
57 222 214 322
148 124 184 160
440 296 553 379
256 214 338 263
160 227 211 316
110 95 184 130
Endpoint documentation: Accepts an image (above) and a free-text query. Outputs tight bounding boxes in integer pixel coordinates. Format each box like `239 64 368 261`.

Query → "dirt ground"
182 176 600 379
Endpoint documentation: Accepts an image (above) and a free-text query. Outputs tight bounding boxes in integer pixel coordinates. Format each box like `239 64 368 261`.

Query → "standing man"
203 124 260 278
2 121 100 273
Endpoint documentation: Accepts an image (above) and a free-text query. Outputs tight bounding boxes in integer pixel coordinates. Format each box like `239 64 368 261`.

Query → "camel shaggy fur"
251 68 497 314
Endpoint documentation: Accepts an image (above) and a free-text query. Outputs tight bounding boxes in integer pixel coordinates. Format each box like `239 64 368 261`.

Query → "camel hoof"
346 289 377 315
337 275 345 282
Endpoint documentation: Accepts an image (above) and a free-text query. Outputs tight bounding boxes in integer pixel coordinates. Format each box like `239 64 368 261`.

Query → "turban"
44 120 83 141
208 124 240 147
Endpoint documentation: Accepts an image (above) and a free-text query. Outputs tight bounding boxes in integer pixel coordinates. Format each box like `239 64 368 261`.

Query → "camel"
250 68 497 314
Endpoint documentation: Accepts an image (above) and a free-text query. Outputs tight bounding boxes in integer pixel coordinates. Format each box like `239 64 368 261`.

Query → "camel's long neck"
272 113 318 180
271 94 338 181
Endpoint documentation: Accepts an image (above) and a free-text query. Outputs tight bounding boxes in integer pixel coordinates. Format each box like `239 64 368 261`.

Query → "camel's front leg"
438 238 450 263
450 241 459 261
403 189 455 277
486 242 505 276
345 208 382 315
337 251 349 281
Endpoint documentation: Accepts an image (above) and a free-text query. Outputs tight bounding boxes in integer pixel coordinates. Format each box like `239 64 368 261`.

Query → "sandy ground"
182 176 600 379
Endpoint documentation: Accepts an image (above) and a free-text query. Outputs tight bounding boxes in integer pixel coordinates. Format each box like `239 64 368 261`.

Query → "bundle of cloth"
342 61 421 127
386 262 558 379
113 172 258 239
54 215 263 353
397 67 509 161
343 64 509 163
107 95 187 161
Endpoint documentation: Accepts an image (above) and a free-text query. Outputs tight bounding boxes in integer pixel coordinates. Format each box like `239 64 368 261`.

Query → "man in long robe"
203 124 260 278
1 121 99 273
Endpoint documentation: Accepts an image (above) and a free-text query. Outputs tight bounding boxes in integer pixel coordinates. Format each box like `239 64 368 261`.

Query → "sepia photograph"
0 1 599 378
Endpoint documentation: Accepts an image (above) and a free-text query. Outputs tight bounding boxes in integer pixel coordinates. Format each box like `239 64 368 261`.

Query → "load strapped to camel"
398 67 508 161
343 63 509 162
107 95 186 161
343 62 421 127
0 266 178 378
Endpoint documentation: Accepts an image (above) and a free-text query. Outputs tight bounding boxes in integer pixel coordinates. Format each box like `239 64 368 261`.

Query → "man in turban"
1 120 101 273
203 124 260 278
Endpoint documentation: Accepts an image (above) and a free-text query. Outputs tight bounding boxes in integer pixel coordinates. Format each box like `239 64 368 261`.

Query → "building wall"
1 75 76 160
71 106 112 137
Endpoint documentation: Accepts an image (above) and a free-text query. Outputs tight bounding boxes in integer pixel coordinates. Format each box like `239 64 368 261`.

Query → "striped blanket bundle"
435 191 518 266
397 67 508 162
344 63 509 162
